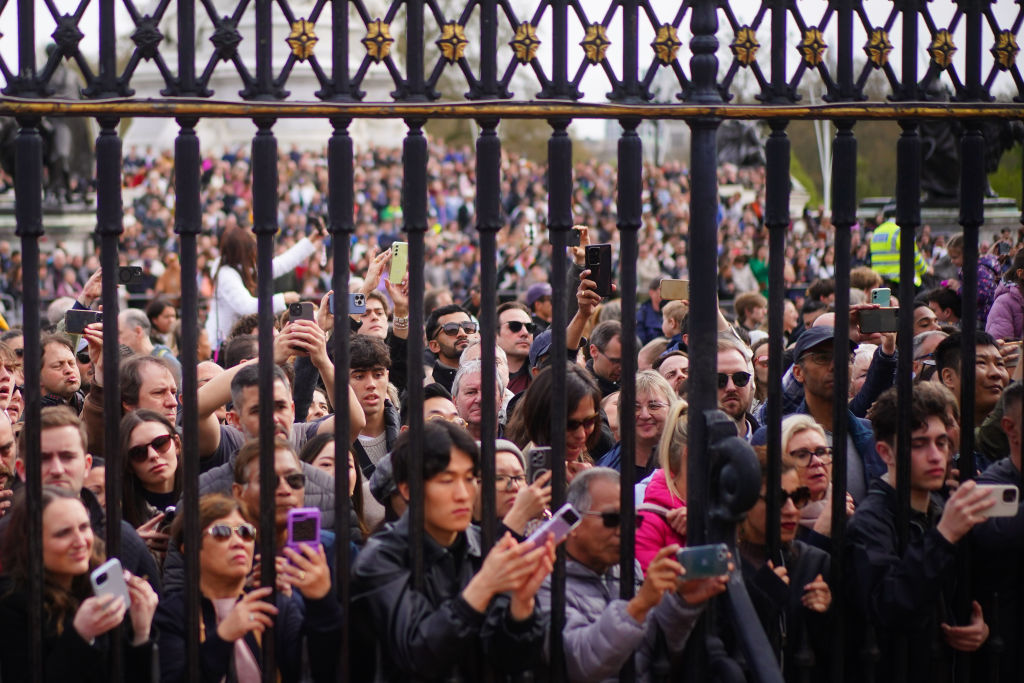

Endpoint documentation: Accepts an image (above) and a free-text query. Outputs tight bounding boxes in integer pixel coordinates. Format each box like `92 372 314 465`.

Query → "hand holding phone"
66 309 103 334
289 302 315 322
91 558 131 608
526 502 581 546
585 244 613 297
975 484 1019 517
676 543 731 579
286 507 321 554
526 446 552 484
389 242 409 283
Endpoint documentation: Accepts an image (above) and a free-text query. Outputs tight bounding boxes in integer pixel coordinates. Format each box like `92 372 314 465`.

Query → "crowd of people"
0 140 1021 682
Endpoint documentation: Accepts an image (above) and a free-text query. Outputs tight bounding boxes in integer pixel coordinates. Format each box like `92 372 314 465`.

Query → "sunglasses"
567 414 600 432
761 486 812 509
206 522 257 542
76 351 91 364
276 473 306 490
504 320 537 334
126 433 175 463
583 510 646 529
434 321 478 338
788 446 833 466
717 371 752 389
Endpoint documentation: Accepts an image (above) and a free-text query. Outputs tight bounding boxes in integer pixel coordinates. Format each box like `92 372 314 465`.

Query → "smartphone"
286 507 321 553
976 484 1019 517
660 279 689 301
870 287 891 307
676 543 731 579
329 292 367 315
289 301 315 322
997 241 1011 255
118 265 144 285
158 505 176 531
527 446 552 484
858 307 899 334
65 309 103 334
389 241 409 283
585 244 613 297
526 502 581 546
90 558 130 608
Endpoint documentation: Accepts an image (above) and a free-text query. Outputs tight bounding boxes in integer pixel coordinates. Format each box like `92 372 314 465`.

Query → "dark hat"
529 329 553 369
525 282 553 307
793 326 856 359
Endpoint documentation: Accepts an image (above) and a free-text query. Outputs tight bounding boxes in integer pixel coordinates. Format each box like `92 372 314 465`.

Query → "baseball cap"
793 326 857 359
525 282 553 307
529 329 553 369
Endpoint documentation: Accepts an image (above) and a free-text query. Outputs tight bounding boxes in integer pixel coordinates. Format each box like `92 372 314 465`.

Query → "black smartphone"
65 309 102 334
118 265 144 285
858 307 899 334
289 302 315 322
527 446 552 484
585 244 613 297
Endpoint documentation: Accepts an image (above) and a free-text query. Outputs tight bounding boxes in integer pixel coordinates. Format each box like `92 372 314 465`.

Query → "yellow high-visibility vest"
869 221 927 286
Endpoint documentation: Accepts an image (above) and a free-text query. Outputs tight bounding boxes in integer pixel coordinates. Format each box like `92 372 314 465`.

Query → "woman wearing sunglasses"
736 447 832 682
0 487 159 683
780 414 855 545
121 410 183 565
157 493 342 683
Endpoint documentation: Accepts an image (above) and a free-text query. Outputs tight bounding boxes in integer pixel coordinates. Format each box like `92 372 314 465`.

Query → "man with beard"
426 304 477 394
717 337 758 440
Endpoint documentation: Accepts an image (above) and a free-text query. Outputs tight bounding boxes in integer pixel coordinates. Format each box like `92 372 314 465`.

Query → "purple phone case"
286 507 321 553
526 503 581 546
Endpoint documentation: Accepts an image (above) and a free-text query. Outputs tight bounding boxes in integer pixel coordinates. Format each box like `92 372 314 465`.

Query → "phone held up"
90 558 130 608
585 244 613 298
526 502 581 547
286 507 321 554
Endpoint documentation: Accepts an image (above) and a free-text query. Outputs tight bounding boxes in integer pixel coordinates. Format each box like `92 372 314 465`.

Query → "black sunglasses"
434 321 478 338
505 320 537 334
127 433 176 463
584 510 645 529
567 415 600 432
206 522 257 542
278 473 306 490
717 371 752 389
76 351 91 364
761 486 812 509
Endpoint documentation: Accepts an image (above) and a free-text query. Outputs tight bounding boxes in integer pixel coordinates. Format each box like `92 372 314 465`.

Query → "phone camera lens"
1004 490 1016 503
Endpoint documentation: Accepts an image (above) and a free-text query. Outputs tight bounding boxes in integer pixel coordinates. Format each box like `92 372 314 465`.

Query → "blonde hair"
657 400 689 500
635 370 679 413
780 414 827 455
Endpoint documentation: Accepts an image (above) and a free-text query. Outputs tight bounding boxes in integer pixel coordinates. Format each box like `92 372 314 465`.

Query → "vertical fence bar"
173 115 203 683
328 116 353 682
175 0 197 93
830 118 857 683
764 120 789 562
403 119 428 588
92 0 119 97
958 123 982 477
14 116 43 683
616 118 642 683
476 119 501 550
95 115 124 682
405 0 426 98
546 117 573 682
251 117 278 683
330 0 352 97
254 0 275 97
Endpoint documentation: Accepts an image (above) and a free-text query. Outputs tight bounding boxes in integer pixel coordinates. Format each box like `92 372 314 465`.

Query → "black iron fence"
3 0 1023 681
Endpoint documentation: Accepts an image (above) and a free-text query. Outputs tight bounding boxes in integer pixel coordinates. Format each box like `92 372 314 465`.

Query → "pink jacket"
635 469 686 573
985 282 1023 341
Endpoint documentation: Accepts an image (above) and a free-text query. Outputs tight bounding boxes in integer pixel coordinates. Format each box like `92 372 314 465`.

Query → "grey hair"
566 467 620 514
121 307 152 333
912 330 947 359
452 359 507 399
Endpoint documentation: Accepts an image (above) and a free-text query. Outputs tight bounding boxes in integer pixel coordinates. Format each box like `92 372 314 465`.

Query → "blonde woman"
780 414 855 540
634 399 688 573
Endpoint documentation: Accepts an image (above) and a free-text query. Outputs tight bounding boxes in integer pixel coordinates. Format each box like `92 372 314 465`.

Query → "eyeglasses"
788 446 833 466
12 384 23 395
760 486 812 509
717 371 752 389
597 349 622 365
754 355 769 367
126 433 176 463
434 321 478 338
206 522 258 542
583 509 646 529
504 320 537 334
276 473 306 490
495 474 527 491
567 414 600 432
635 401 669 413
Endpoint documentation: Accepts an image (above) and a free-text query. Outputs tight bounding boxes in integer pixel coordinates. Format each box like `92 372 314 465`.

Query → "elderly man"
453 360 505 441
118 307 181 375
538 468 726 682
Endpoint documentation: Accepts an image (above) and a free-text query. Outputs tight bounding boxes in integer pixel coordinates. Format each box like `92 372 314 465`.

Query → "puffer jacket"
351 516 547 682
635 469 686 572
537 557 703 683
984 281 1023 340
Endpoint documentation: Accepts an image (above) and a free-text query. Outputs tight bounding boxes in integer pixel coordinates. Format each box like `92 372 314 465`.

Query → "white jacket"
206 237 317 345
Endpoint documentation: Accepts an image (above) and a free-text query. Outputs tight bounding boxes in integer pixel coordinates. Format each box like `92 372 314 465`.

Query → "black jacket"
155 585 343 683
737 539 832 683
0 575 156 683
351 515 547 681
844 478 959 683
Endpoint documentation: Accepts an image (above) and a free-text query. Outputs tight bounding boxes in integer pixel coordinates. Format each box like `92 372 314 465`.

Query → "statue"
718 120 766 168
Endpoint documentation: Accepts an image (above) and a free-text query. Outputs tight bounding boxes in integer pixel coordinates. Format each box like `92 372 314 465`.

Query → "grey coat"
538 558 704 683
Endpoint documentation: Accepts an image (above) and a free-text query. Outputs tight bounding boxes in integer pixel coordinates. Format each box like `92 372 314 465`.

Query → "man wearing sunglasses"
5 407 159 591
717 337 758 440
539 468 728 681
426 304 478 394
497 302 536 395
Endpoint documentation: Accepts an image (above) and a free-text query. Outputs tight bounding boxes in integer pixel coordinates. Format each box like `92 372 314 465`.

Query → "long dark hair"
298 432 368 540
505 364 602 456
1 487 104 632
216 225 258 294
120 410 183 528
